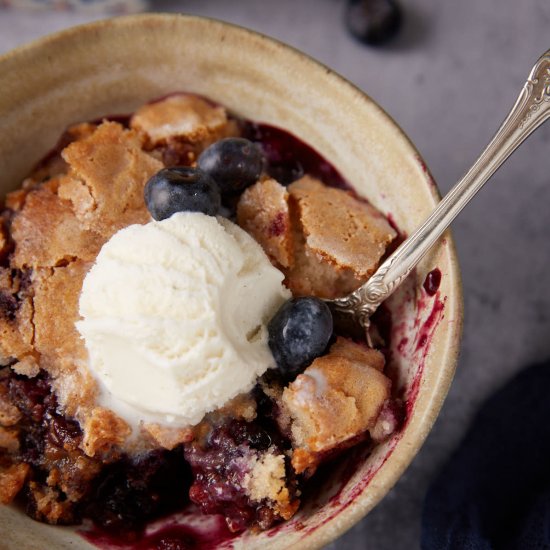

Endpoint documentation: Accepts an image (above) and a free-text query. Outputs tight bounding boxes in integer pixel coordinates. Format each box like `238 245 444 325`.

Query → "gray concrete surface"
1 1 550 548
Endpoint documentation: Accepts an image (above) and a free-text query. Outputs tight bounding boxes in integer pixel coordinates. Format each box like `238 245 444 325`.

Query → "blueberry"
197 138 265 195
268 297 333 380
345 0 402 46
144 167 221 221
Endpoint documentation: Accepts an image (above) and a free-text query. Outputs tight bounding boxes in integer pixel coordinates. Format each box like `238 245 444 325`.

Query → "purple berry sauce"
242 122 348 190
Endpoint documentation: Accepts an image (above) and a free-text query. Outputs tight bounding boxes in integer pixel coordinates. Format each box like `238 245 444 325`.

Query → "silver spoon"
328 48 550 335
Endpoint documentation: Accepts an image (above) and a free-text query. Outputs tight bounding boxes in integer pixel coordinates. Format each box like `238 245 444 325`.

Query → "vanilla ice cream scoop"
77 212 290 427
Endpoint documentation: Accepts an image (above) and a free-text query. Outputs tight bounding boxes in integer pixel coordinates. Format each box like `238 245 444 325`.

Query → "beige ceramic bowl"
0 14 463 550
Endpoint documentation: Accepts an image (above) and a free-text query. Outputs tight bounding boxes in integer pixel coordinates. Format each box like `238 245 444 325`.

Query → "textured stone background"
1 1 550 548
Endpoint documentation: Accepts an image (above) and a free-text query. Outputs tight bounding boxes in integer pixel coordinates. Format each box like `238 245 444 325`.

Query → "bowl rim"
0 13 464 549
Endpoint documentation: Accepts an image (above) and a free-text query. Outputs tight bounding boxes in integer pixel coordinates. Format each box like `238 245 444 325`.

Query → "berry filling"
185 417 296 532
1 369 191 533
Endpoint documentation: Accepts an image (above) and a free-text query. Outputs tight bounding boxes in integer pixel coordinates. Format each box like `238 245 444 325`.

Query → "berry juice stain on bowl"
0 16 462 550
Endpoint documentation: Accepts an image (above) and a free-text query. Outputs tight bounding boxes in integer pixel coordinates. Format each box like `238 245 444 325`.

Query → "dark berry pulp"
241 122 348 188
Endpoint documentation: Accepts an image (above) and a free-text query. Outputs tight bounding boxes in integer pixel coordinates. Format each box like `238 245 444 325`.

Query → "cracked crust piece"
285 216 362 299
281 337 391 475
286 176 396 297
11 355 40 378
61 121 163 238
10 182 102 269
237 178 293 268
236 176 396 299
131 95 228 147
130 94 239 166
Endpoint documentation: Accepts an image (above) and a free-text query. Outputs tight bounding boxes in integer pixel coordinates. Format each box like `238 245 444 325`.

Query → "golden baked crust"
282 337 391 474
237 178 293 268
286 176 396 297
130 95 239 166
0 463 29 504
61 121 163 238
289 176 396 275
131 95 228 147
236 176 396 298
11 356 40 378
31 270 85 369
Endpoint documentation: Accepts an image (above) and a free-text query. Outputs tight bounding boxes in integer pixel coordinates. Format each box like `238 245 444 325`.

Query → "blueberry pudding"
0 93 402 541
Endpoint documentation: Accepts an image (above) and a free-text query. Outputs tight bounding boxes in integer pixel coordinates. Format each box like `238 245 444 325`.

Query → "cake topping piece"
282 337 391 474
236 177 294 268
236 175 397 298
10 182 102 269
130 94 228 148
288 175 396 278
61 121 163 238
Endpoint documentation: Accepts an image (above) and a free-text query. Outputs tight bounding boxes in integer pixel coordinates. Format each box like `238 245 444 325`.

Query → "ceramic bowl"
0 14 463 549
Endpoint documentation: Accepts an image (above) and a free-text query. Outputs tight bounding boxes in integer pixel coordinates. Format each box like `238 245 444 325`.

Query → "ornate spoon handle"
330 49 550 328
